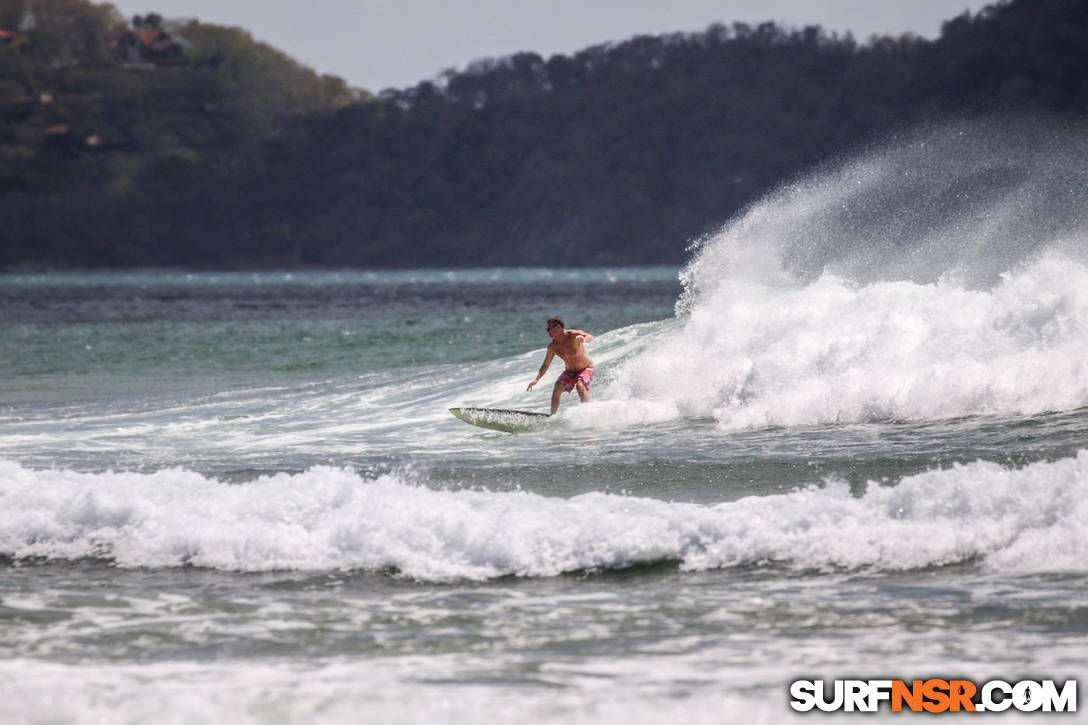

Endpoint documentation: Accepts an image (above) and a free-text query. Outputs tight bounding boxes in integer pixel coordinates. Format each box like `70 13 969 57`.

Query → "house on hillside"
112 27 184 66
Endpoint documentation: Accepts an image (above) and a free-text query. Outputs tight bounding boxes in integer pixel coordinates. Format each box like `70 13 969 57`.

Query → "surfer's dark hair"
547 316 564 329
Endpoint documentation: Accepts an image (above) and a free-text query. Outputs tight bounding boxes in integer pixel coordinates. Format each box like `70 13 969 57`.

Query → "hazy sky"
107 0 993 92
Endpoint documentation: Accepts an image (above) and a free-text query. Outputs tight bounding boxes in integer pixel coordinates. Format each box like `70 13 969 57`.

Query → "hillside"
2 0 1086 269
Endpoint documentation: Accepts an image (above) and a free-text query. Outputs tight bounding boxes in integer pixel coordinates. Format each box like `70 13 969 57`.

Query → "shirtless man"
526 316 595 415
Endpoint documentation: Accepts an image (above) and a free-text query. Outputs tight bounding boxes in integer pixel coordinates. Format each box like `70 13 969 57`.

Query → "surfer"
527 316 595 415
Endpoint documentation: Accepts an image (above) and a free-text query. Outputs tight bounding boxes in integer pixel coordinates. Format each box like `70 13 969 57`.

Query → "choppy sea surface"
3 122 1088 722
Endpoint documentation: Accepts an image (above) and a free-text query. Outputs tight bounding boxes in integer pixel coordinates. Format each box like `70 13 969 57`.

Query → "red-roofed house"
112 27 183 66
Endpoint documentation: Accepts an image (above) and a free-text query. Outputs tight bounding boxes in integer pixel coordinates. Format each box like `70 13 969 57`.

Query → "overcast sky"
107 0 993 92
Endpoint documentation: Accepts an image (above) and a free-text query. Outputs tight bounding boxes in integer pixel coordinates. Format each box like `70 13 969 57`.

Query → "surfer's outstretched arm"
527 349 555 390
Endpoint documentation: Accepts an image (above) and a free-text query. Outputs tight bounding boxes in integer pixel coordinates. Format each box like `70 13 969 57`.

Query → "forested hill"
2 0 1087 270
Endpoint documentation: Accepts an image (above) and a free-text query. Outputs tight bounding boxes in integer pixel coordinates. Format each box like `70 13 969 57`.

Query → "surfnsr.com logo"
789 679 1077 713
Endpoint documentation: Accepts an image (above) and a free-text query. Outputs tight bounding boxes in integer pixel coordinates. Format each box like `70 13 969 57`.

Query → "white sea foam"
3 451 1087 579
0 657 833 725
0 656 1059 725
595 122 1088 430
602 254 1088 429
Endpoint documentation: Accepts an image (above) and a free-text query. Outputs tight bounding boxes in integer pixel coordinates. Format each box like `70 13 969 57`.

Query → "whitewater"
2 120 1087 723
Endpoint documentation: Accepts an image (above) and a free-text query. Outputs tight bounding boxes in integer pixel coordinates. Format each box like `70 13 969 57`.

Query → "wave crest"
3 453 1087 580
603 122 1088 428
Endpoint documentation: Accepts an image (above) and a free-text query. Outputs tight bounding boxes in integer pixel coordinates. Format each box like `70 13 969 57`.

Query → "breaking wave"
599 120 1088 429
3 452 1087 580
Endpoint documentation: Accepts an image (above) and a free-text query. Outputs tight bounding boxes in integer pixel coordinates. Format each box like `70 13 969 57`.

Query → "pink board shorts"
556 367 594 392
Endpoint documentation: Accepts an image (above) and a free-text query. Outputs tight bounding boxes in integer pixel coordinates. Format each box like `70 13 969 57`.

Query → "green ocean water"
0 269 678 405
1 266 1086 724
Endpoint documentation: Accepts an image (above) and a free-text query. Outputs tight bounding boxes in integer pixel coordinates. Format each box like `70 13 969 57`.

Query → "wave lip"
3 452 1087 581
606 254 1088 429
595 121 1088 430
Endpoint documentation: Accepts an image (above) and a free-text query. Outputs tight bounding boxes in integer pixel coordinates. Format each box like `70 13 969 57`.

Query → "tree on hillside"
5 0 122 67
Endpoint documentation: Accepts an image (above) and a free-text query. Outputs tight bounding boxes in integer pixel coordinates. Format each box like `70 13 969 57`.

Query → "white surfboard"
449 407 551 433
